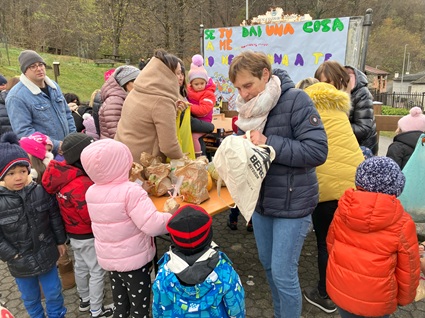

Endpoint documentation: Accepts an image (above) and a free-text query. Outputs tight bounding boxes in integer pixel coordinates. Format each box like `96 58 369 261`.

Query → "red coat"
42 160 94 237
327 188 420 316
187 78 216 122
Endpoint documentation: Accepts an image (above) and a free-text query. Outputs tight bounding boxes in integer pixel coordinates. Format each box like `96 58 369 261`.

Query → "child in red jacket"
42 133 112 318
326 157 420 318
187 54 216 157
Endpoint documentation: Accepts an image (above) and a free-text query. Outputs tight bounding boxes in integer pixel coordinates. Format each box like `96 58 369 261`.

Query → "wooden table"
150 187 234 216
211 113 233 133
103 54 122 60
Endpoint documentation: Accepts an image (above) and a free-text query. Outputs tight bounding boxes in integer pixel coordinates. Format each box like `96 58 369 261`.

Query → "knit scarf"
235 75 281 133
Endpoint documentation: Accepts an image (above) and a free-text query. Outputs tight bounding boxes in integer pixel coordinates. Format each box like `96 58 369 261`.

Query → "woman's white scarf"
236 75 281 133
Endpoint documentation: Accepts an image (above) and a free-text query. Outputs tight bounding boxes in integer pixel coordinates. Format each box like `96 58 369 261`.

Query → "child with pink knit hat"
386 106 425 169
187 54 216 157
19 132 54 183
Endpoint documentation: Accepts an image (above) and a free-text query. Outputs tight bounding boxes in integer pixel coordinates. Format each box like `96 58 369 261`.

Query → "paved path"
378 135 392 156
2 137 423 317
1 209 424 317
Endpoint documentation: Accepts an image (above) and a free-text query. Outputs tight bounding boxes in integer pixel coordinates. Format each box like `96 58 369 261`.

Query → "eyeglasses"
28 63 46 71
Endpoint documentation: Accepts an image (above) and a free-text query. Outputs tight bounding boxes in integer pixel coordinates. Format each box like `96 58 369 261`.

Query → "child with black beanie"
152 204 246 317
42 132 113 318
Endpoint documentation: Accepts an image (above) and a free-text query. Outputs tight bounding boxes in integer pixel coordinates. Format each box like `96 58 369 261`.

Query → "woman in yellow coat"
300 80 365 313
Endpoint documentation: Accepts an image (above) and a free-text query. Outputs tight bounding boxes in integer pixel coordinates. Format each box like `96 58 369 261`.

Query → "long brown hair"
178 59 187 98
314 60 350 91
5 76 20 91
29 155 46 184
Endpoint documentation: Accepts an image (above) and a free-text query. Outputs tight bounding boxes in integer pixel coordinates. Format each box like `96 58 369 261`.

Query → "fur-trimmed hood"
304 82 351 115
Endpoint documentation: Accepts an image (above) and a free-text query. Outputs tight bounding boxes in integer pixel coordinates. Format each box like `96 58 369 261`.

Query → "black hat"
166 205 213 255
0 75 7 86
0 132 31 180
62 133 95 165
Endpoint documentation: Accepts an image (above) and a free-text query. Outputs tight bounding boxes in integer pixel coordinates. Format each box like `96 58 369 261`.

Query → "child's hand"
57 244 66 257
168 204 181 215
419 242 425 256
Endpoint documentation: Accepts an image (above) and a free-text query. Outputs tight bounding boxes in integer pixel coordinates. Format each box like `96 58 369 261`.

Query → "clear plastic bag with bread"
174 159 209 204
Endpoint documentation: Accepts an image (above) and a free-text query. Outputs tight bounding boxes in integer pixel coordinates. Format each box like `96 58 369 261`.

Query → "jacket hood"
157 251 231 306
100 74 127 101
80 139 132 185
393 130 423 149
133 56 179 101
42 160 86 193
272 68 294 95
338 188 404 233
345 66 368 91
304 82 351 114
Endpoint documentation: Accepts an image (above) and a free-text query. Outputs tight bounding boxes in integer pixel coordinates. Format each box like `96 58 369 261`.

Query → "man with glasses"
6 50 76 155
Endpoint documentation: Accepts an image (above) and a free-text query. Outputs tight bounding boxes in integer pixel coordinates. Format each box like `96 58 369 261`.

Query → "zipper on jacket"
259 182 265 214
285 173 294 210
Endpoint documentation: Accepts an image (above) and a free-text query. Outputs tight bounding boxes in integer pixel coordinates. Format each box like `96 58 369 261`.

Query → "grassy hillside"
0 46 130 102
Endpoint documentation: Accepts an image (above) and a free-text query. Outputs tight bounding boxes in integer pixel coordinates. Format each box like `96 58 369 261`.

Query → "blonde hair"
295 77 319 90
89 89 100 107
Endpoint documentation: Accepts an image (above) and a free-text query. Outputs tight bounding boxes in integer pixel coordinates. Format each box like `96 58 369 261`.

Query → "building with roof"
392 70 425 93
365 65 390 94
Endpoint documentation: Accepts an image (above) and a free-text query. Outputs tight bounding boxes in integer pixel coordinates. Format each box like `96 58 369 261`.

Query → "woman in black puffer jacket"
345 66 378 154
315 61 378 155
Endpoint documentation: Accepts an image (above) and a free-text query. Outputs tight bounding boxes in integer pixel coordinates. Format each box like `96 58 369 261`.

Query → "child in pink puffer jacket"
80 138 177 318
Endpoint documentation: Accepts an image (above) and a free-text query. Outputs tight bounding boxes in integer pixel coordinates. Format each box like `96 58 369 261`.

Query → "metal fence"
370 90 425 110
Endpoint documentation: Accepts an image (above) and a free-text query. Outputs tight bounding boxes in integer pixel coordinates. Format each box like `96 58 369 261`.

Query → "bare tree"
97 0 132 56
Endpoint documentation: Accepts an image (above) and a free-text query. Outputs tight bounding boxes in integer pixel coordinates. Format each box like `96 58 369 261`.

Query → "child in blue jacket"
152 204 246 317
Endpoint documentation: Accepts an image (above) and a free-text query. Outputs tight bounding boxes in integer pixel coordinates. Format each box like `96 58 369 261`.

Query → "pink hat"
104 69 115 82
83 113 99 140
19 132 48 160
46 137 53 147
188 54 208 83
398 106 425 132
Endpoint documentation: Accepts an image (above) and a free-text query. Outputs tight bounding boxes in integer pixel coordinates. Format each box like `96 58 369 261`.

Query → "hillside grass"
0 46 129 102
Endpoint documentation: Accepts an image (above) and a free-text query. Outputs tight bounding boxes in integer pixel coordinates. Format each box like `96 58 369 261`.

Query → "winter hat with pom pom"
398 106 425 132
188 54 208 83
82 113 99 140
0 132 31 180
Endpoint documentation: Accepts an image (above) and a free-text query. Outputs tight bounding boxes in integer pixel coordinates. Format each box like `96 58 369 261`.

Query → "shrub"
381 106 410 116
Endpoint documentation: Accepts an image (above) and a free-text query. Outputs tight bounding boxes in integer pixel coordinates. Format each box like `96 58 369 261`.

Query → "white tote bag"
213 131 275 223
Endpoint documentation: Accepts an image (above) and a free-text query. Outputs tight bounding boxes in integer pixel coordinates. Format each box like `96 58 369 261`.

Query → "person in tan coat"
115 49 184 163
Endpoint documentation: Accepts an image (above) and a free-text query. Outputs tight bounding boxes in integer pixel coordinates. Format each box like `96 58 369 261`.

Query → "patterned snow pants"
109 261 152 318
